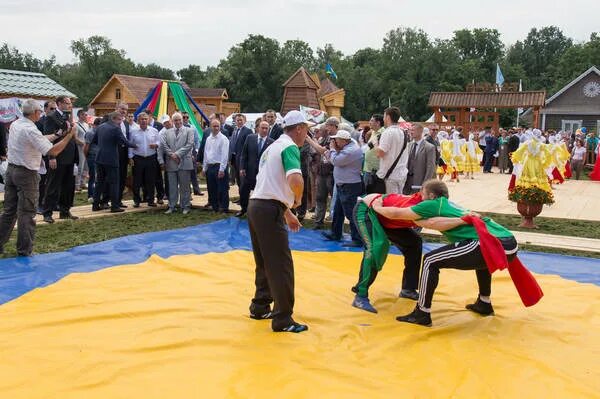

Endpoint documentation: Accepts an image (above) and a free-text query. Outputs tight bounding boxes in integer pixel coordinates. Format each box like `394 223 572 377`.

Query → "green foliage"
1 26 599 123
508 185 555 205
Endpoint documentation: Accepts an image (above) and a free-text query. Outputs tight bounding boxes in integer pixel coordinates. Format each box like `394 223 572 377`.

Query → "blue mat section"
0 218 598 304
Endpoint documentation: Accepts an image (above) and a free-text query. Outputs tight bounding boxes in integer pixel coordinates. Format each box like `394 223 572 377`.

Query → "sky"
1 0 597 71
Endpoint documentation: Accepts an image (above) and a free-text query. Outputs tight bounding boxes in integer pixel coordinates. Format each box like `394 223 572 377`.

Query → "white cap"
282 110 315 128
159 114 170 123
329 130 352 140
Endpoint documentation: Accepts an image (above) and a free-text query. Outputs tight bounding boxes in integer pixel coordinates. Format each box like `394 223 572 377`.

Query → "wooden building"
317 78 345 118
281 67 320 114
428 91 546 132
0 68 76 101
280 67 346 117
521 66 600 133
89 74 240 118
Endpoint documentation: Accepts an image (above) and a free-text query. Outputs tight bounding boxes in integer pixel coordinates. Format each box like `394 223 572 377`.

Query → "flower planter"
517 202 543 229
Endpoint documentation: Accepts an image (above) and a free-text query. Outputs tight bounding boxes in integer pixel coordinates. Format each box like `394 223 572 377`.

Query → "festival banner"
299 105 326 123
0 98 22 123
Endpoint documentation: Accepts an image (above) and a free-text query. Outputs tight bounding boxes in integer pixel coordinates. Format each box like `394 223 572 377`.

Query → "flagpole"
516 79 522 127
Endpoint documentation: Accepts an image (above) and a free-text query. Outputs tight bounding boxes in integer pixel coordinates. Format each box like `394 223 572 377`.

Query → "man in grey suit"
237 121 274 217
158 112 195 215
403 124 436 195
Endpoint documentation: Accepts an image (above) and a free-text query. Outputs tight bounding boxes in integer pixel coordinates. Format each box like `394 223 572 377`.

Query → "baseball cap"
283 110 315 128
329 130 352 140
159 114 170 123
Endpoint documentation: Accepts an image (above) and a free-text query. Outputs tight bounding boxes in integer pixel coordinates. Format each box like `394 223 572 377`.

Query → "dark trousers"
190 152 201 194
94 163 120 210
248 199 295 329
38 157 49 208
43 163 75 217
118 148 128 204
87 157 96 199
331 182 363 242
483 151 494 172
297 164 310 218
0 164 39 255
230 157 241 187
132 155 157 204
239 174 256 213
206 164 229 211
572 159 584 180
418 237 518 310
353 204 423 297
315 174 333 224
155 158 165 200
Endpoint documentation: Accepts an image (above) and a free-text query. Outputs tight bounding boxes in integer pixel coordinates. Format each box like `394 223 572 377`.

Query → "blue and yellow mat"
0 218 598 398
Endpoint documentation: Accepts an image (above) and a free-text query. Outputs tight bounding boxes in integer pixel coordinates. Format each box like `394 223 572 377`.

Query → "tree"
507 26 573 90
452 28 504 77
215 34 283 112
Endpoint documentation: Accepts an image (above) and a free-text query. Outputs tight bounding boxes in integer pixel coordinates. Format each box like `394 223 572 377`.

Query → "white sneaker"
87 198 93 203
182 208 190 215
164 208 174 215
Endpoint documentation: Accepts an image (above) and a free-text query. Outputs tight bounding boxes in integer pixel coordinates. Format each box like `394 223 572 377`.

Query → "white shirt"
7 117 53 171
377 125 409 181
203 132 230 172
251 134 301 208
128 126 160 158
572 146 586 160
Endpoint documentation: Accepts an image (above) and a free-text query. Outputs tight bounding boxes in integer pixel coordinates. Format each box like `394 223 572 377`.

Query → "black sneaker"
273 322 309 333
399 289 419 301
249 310 274 320
466 297 495 316
396 306 432 327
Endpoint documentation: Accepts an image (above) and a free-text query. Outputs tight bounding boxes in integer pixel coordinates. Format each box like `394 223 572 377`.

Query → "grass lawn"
1 200 599 259
0 208 228 258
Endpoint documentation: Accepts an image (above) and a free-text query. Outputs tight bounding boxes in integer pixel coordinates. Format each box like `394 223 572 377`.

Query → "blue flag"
325 63 338 80
496 63 505 87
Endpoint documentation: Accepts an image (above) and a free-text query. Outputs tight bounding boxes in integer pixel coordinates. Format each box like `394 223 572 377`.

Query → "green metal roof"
0 68 76 98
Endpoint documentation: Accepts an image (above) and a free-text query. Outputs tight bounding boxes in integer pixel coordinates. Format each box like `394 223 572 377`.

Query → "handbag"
366 131 409 194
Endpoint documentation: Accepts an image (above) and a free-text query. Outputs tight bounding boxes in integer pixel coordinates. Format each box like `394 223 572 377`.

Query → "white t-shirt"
251 134 301 208
376 125 408 181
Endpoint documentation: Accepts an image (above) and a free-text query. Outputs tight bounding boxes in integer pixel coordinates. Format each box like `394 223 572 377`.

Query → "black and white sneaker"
396 306 432 327
273 322 309 333
249 311 274 320
466 297 495 316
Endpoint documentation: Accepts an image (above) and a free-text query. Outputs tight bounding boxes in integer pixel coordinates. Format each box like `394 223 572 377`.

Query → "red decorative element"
551 167 564 184
517 202 543 229
564 161 572 179
461 215 543 307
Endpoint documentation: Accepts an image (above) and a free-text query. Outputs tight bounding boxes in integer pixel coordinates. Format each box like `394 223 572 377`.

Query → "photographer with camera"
0 99 76 256
41 95 78 223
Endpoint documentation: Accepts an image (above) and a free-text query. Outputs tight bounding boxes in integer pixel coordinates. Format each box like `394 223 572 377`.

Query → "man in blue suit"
229 113 252 189
92 112 135 212
483 128 499 173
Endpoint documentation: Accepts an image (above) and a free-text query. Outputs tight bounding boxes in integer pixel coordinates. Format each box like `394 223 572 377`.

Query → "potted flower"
508 185 555 228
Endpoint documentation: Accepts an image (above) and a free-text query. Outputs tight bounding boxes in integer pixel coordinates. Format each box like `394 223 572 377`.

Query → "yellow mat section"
0 251 598 399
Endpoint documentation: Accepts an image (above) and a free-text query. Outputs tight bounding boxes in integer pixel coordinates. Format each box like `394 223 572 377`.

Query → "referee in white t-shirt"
247 110 313 333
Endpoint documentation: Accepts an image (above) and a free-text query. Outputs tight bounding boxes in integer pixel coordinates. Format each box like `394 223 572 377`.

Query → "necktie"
408 141 417 168
175 128 180 137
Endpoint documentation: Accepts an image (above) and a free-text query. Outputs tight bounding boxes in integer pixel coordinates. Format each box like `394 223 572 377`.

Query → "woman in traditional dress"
463 133 482 179
449 130 466 182
437 131 451 180
509 129 553 192
589 141 600 181
497 130 509 174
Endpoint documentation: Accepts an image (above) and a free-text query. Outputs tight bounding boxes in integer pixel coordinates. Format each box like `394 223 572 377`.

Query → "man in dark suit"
92 112 135 213
265 109 283 141
217 113 233 137
35 101 55 212
146 109 163 132
237 121 273 217
483 128 499 173
404 124 436 194
102 102 130 207
42 96 78 223
229 113 252 189
507 129 520 174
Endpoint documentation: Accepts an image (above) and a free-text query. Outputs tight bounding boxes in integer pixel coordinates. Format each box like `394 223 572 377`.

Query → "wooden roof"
318 78 339 97
89 74 225 106
428 91 546 108
187 88 228 99
282 67 320 89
